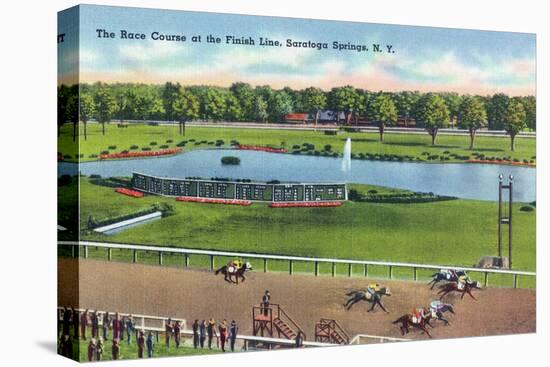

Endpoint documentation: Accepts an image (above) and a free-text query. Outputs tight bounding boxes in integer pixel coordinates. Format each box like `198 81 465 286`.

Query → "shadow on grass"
382 141 429 147
340 138 379 143
471 147 505 152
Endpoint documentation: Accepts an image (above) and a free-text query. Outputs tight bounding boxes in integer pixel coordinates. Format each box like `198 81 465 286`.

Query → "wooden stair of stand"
314 319 350 345
273 317 297 339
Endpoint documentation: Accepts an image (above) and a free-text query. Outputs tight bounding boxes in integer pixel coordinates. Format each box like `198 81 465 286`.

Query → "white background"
0 0 547 366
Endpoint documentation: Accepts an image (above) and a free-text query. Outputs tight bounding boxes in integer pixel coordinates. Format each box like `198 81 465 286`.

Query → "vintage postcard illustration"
57 4 536 362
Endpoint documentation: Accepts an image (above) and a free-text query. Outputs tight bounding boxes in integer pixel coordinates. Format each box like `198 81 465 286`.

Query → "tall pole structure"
508 176 513 269
497 174 513 269
498 175 503 257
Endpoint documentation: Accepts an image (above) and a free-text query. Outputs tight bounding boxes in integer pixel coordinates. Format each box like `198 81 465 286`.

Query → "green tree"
254 96 269 123
93 86 116 136
224 94 244 121
458 96 487 149
113 86 129 124
415 93 450 145
173 89 200 135
503 99 527 151
487 93 509 130
302 87 327 127
520 96 536 131
439 92 462 129
161 82 182 121
204 88 226 121
394 91 420 127
229 82 255 121
57 84 78 140
79 91 95 141
328 86 360 124
368 94 398 141
267 91 293 122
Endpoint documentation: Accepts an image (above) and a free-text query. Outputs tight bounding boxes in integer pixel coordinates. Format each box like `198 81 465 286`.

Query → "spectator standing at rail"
199 320 206 348
112 339 120 360
137 330 145 358
146 331 154 358
102 312 111 341
80 309 89 340
219 319 228 352
165 318 173 348
229 320 238 352
192 319 200 348
112 313 120 340
71 308 79 339
90 310 99 339
125 315 135 344
96 337 104 361
62 307 71 336
87 338 97 362
207 318 217 349
174 321 182 348
262 290 271 316
59 334 73 359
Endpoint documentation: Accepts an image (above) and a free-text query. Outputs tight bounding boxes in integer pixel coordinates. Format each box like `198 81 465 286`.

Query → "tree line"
58 82 536 150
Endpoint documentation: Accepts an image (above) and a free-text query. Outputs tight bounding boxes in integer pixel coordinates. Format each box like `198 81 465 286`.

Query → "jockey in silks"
457 274 470 290
366 283 382 299
411 307 429 324
442 269 458 281
429 300 442 318
227 259 243 274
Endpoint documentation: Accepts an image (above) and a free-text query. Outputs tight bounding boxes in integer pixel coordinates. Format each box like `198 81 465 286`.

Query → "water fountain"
341 138 351 172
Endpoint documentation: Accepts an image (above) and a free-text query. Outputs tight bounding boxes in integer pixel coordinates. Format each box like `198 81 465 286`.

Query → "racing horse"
343 287 391 313
392 309 433 338
427 300 455 326
427 269 467 290
215 262 253 284
438 280 481 301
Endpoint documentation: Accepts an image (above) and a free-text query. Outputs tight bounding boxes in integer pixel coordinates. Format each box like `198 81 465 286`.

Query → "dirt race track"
58 258 535 342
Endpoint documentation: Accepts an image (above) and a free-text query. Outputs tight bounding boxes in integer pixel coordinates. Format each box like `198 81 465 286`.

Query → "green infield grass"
61 178 536 288
58 123 536 164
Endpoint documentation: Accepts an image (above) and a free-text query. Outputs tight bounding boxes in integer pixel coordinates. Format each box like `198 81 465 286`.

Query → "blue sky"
58 4 536 95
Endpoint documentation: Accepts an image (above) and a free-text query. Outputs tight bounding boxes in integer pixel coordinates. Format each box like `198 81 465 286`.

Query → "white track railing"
58 241 536 288
349 334 409 344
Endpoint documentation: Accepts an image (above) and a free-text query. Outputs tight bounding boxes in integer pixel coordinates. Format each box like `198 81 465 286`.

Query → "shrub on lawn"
108 145 117 150
221 156 241 165
150 141 157 146
100 150 109 155
142 147 151 151
348 189 361 201
130 145 139 150
160 145 169 149
520 206 534 212
166 139 173 143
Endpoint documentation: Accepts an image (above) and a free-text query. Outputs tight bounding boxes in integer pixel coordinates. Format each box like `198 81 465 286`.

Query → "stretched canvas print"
57 4 537 362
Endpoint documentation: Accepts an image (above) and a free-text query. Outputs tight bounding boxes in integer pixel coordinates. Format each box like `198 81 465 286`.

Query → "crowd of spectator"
58 307 241 361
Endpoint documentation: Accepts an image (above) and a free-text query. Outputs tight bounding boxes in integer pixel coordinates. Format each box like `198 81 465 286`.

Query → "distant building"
283 113 310 123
